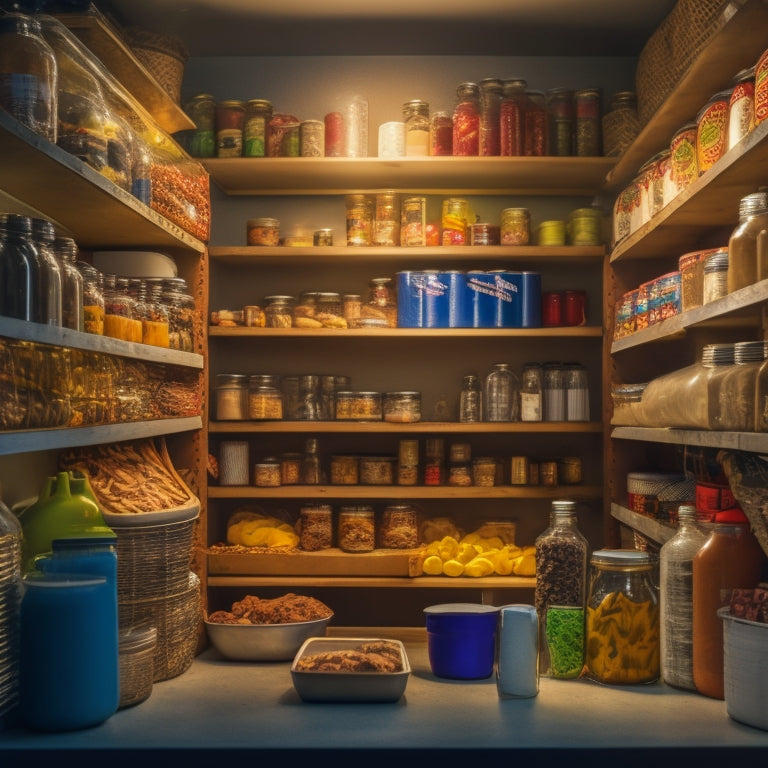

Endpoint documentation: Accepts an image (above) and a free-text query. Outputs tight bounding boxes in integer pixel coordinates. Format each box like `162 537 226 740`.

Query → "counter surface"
2 627 767 766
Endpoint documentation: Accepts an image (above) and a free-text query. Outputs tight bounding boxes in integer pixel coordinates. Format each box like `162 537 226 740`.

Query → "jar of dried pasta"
248 383 283 420
338 505 375 553
378 503 420 549
330 454 359 485
359 455 396 485
299 504 333 551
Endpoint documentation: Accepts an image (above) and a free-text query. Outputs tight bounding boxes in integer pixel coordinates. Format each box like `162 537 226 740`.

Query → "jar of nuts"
338 505 375 552
379 503 421 549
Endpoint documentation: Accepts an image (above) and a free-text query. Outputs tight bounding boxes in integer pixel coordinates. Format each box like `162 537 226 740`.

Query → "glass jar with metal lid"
248 380 283 420
453 82 480 156
584 549 659 685
247 217 280 246
345 193 373 246
383 391 421 423
264 295 294 328
299 504 333 551
161 277 195 351
501 207 531 245
215 374 249 420
330 454 359 485
359 455 396 485
314 292 344 325
335 391 383 421
378 503 420 549
338 505 375 552
243 99 273 157
402 99 430 156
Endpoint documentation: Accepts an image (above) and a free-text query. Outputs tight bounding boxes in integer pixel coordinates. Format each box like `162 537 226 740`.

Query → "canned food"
537 219 566 246
243 99 272 157
670 122 698 193
567 208 602 246
696 90 730 175
500 208 530 245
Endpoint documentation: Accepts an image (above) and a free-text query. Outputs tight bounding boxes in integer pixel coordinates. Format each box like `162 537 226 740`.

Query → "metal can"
510 456 529 485
754 46 768 126
567 207 602 246
542 291 563 326
558 456 583 485
243 98 272 157
670 122 699 193
377 121 406 158
267 113 300 157
537 219 566 246
396 270 425 328
465 270 496 328
487 270 523 328
563 290 587 326
696 90 730 175
300 119 325 157
575 88 601 156
728 67 755 151
500 207 530 245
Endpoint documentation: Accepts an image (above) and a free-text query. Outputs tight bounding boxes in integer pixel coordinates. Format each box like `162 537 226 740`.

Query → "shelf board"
202 156 616 196
54 11 195 135
603 0 768 194
610 119 768 263
0 316 203 369
209 326 603 339
207 484 603 500
208 245 606 266
611 503 676 546
611 280 768 354
208 420 603 434
0 416 202 456
207 574 535 589
0 110 204 254
611 426 768 452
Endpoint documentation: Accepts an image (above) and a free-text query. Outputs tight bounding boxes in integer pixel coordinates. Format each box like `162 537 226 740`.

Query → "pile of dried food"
207 593 333 625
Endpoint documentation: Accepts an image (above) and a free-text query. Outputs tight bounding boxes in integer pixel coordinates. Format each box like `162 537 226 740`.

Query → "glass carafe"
484 362 520 421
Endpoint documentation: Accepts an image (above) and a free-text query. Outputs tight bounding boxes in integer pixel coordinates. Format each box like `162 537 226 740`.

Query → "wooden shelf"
208 484 602 500
209 326 603 339
610 119 768 263
207 574 536 589
611 503 676 546
202 156 616 196
0 416 202 456
0 110 204 255
54 10 195 135
208 420 603 434
603 0 768 194
611 426 768 453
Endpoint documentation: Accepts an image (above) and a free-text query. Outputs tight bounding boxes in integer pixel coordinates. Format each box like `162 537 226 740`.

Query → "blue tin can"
423 271 450 328
488 270 524 327
465 271 497 328
441 270 470 328
396 270 425 328
520 271 542 327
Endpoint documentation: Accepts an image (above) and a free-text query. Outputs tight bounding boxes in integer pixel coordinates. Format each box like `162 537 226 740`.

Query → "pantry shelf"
209 326 603 338
611 503 676 547
611 426 768 453
206 574 536 589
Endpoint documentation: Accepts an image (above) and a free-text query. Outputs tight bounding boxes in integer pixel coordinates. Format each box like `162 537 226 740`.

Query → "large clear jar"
378 503 420 549
500 79 528 156
727 191 768 293
692 515 766 699
659 504 708 691
162 277 195 351
534 499 589 676
75 262 104 335
299 504 333 551
215 373 249 421
716 339 765 431
543 362 566 421
338 506 375 553
585 549 660 685
248 381 283 421
0 12 57 143
383 391 421 423
143 279 170 348
345 193 373 246
478 77 503 156
484 362 520 422
452 82 480 156
264 295 294 328
459 374 483 422
546 87 575 156
0 214 41 323
565 363 590 421
53 236 84 332
296 374 323 421
402 99 430 156
30 218 62 327
300 437 322 484
366 276 397 327
103 275 137 342
519 362 543 422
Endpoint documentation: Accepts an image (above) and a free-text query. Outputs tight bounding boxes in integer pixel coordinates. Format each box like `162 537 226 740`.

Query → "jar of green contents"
545 605 585 679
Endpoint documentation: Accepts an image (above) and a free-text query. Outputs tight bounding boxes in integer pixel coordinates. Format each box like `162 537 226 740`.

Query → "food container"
299 504 333 551
338 505 375 553
330 454 359 485
334 391 383 421
379 503 420 548
290 637 410 703
359 455 396 485
424 603 500 680
383 391 421 423
118 626 157 709
205 615 332 662
247 217 280 246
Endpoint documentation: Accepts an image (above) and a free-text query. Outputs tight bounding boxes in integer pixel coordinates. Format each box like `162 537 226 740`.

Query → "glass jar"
500 78 528 156
484 362 520 422
52 236 83 332
397 439 419 486
296 374 323 421
247 217 280 246
534 499 589 675
478 77 503 156
103 275 137 342
520 362 543 422
703 248 729 303
243 98 273 157
345 193 373 247
30 218 62 327
565 363 590 421
400 196 427 248
342 293 362 323
0 214 40 323
143 279 170 348
379 503 420 549
585 549 659 685
161 277 195 351
300 437 322 485
452 82 480 156
359 455 396 485
299 504 333 551
315 292 343 324
264 295 294 328
574 88 602 156
338 506 375 553
366 276 397 327
727 191 768 293
373 191 400 247
546 87 575 156
248 382 283 420
500 207 530 245
215 99 245 157
334 391 382 421
429 111 452 156
472 456 497 487
215 373 249 420
0 12 57 143
279 452 302 486
692 516 765 699
716 339 765 431
441 197 471 246
0 484 22 721
459 374 483 422
267 112 301 157
402 99 430 156
74 262 104 335
383 391 421 423
330 454 359 485
423 437 446 486
524 90 548 156
186 92 216 158
660 504 708 691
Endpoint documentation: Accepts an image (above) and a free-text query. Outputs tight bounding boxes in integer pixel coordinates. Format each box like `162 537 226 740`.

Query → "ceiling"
97 0 680 57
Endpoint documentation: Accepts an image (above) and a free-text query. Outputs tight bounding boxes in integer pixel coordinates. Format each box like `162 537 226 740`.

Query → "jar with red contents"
452 82 480 156
478 77 503 156
430 111 453 156
500 78 527 156
324 111 344 156
267 113 301 157
524 90 548 156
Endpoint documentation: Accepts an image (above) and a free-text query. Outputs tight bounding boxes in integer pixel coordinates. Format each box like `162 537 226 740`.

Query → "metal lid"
591 549 654 566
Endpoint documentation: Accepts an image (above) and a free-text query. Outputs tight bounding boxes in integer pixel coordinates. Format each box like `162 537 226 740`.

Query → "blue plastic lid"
424 603 499 615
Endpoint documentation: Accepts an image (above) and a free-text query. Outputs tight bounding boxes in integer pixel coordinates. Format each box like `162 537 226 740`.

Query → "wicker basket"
122 26 188 105
635 0 732 125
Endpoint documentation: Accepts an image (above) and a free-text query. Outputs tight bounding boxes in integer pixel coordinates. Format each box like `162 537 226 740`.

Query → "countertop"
2 627 767 767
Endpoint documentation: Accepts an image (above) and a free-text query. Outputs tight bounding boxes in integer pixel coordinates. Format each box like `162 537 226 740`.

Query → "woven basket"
635 0 732 125
602 107 642 158
122 26 188 105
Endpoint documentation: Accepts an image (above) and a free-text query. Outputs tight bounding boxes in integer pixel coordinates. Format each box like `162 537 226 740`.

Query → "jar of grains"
338 506 375 553
299 504 333 551
359 455 396 485
383 391 421 423
253 458 281 487
279 453 303 485
379 504 421 549
248 383 283 420
335 391 383 421
330 454 359 485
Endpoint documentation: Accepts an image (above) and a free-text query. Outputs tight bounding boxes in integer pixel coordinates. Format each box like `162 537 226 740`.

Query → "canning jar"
264 295 294 328
585 549 659 685
186 93 215 157
335 391 382 421
373 191 400 247
253 458 281 487
402 99 430 156
299 504 333 551
248 382 283 420
247 217 280 246
472 457 497 487
161 277 195 351
524 90 548 156
383 391 421 423
279 453 302 485
574 88 601 156
366 276 397 326
500 207 530 245
296 374 323 421
400 196 427 247
53 236 84 332
546 86 574 156
379 503 420 549
397 439 419 486
478 77 503 156
484 362 520 421
500 79 528 156
330 454 359 485
75 263 104 335
345 193 373 246
215 99 245 157
267 112 300 157
215 373 249 420
452 82 480 156
338 506 375 553
430 111 452 156
103 275 140 342
441 197 471 245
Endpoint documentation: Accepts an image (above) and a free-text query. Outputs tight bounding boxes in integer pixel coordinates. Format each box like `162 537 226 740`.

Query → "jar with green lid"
338 506 375 553
215 374 249 420
299 504 333 551
243 99 273 157
585 549 660 685
402 99 430 156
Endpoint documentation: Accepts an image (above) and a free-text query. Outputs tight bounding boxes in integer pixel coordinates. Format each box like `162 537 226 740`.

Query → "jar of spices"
585 549 659 685
253 458 281 487
546 87 575 156
299 504 333 551
383 391 421 423
402 99 430 156
574 88 601 156
500 208 530 245
330 454 359 485
429 111 453 156
500 79 528 156
452 82 480 156
215 99 245 157
535 499 589 676
243 99 272 157
103 275 140 342
345 193 373 246
247 217 280 246
215 374 249 420
161 278 195 352
335 391 382 421
338 506 375 553
703 248 729 304
264 295 294 328
696 90 731 176
379 504 420 549
279 453 302 485
524 89 548 157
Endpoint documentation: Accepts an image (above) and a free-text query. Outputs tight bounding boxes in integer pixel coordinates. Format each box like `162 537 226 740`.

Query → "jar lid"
263 294 295 303
216 373 249 385
246 98 273 109
301 504 333 513
248 217 279 227
424 603 499 615
591 549 654 566
217 100 245 109
384 391 421 397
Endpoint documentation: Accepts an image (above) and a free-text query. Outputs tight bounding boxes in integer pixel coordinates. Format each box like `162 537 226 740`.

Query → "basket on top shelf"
121 26 188 105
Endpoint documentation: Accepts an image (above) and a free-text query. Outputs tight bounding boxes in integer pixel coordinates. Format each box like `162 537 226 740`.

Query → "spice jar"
338 506 375 553
534 499 588 675
524 89 548 157
500 78 528 156
378 504 420 549
546 86 575 156
299 504 333 551
76 263 105 335
585 549 660 685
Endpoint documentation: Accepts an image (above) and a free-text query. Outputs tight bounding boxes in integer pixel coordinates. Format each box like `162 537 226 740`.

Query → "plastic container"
118 626 157 708
424 603 500 679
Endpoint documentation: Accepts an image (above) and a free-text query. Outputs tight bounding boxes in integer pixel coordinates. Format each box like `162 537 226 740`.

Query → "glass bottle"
478 77 503 156
520 362 543 422
535 499 589 676
424 437 445 486
543 362 566 421
692 514 766 699
0 12 57 143
459 373 482 422
300 437 322 485
727 191 768 293
30 218 62 327
500 78 528 156
452 82 480 156
402 99 430 156
585 549 660 685
0 482 22 723
53 236 84 332
565 362 590 421
296 374 322 421
484 362 520 421
659 504 708 691
717 339 765 431
0 213 40 322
